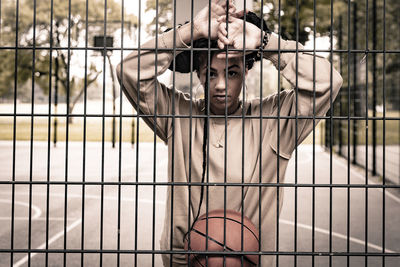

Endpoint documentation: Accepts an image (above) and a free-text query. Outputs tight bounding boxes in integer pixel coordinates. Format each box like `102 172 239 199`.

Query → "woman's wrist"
247 23 265 49
177 22 203 46
256 31 269 59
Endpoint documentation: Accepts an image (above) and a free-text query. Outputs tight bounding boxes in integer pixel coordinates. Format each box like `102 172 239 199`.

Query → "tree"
253 0 347 44
331 0 400 111
144 0 346 43
0 0 137 119
145 0 174 34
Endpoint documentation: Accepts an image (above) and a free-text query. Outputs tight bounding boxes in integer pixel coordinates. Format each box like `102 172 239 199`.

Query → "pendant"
213 142 223 148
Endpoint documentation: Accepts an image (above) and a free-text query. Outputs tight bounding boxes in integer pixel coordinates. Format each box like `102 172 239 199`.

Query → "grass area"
325 110 400 146
0 115 324 144
355 119 399 145
0 111 398 145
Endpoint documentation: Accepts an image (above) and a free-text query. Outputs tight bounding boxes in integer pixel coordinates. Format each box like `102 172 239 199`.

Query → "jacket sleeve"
116 30 189 143
263 33 343 159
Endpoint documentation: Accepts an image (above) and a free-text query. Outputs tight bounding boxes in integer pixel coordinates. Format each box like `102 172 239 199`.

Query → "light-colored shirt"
117 29 343 266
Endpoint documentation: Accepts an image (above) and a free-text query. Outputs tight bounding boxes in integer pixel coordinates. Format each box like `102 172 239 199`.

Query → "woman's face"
198 54 247 115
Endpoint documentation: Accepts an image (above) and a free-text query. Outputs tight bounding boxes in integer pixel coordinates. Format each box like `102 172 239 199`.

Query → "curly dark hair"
167 11 270 73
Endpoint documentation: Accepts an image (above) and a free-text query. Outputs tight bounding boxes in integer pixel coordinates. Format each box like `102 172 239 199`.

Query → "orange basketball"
184 209 259 267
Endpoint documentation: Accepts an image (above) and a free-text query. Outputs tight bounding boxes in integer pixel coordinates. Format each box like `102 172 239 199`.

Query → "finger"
218 23 228 36
218 31 231 45
216 0 226 7
225 50 253 58
217 39 225 50
232 9 248 18
213 0 224 5
217 14 235 23
212 3 226 15
228 5 236 14
216 51 242 59
213 5 235 17
219 0 234 7
215 0 233 10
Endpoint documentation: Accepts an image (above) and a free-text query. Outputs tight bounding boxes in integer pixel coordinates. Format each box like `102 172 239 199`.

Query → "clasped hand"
193 0 263 58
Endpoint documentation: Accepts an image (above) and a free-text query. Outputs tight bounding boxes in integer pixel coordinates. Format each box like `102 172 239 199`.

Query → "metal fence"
0 0 399 266
324 4 400 184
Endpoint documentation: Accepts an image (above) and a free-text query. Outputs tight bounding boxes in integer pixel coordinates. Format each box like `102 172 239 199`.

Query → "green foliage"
144 0 347 43
253 0 347 44
334 0 399 110
0 0 137 105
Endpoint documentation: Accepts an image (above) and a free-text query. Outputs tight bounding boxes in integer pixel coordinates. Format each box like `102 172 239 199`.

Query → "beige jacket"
117 29 343 266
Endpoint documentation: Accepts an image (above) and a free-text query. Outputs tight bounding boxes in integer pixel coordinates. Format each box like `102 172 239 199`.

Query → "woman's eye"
209 72 217 78
228 71 237 77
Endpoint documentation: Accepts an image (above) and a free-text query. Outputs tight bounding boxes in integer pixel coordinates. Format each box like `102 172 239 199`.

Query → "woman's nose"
215 76 226 91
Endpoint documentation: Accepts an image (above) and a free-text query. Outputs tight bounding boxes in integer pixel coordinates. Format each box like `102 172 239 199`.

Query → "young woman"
117 0 342 266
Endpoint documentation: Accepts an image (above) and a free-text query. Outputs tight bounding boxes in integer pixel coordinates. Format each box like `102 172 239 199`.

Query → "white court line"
0 199 41 219
13 218 82 267
0 192 165 205
280 219 395 253
321 152 400 205
0 217 77 221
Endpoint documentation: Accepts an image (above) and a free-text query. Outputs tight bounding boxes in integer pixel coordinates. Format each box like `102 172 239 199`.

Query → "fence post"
106 53 116 148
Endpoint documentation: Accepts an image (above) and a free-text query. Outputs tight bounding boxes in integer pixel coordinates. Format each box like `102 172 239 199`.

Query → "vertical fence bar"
372 0 377 176
99 0 108 264
152 0 159 265
240 2 247 266
64 0 73 264
381 0 386 265
170 0 177 264
27 0 38 265
117 1 125 266
110 54 116 149
224 0 229 265
80 0 90 264
259 2 265 265
10 0 20 264
276 0 282 265
294 0 300 266
346 1 352 266
338 16 343 157
329 0 334 265
53 45 59 147
134 0 141 265
352 2 358 165
205 1 212 265
45 0 55 264
187 0 195 265
311 0 316 265
364 0 369 265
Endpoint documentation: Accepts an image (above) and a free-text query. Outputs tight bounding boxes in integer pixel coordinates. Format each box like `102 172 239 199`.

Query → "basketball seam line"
198 216 260 243
189 228 258 266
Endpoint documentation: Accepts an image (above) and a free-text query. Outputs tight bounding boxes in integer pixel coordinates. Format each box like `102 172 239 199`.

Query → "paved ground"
0 141 399 267
335 145 399 185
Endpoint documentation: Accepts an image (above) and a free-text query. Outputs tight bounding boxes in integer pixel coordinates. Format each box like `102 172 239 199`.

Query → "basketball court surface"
0 141 399 266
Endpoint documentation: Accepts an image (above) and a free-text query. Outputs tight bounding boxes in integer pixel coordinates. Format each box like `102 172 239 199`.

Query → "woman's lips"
214 95 229 103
